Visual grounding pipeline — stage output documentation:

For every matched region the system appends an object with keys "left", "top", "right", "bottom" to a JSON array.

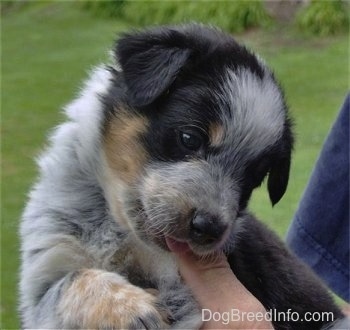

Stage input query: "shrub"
[
  {"left": 118, "top": 0, "right": 271, "bottom": 33},
  {"left": 296, "top": 0, "right": 349, "bottom": 36},
  {"left": 81, "top": 0, "right": 271, "bottom": 32}
]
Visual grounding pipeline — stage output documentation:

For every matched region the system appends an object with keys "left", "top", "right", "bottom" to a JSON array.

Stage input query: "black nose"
[{"left": 189, "top": 211, "right": 227, "bottom": 246}]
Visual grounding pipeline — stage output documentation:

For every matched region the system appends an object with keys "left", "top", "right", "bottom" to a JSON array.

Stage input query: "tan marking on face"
[
  {"left": 58, "top": 269, "right": 166, "bottom": 328},
  {"left": 209, "top": 122, "right": 225, "bottom": 147},
  {"left": 103, "top": 110, "right": 149, "bottom": 184}
]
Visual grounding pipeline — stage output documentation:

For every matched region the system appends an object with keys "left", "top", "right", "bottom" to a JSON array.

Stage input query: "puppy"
[{"left": 20, "top": 24, "right": 343, "bottom": 329}]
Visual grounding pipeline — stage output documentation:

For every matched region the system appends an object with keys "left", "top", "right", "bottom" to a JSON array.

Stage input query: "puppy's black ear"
[
  {"left": 267, "top": 155, "right": 291, "bottom": 205},
  {"left": 116, "top": 28, "right": 192, "bottom": 107},
  {"left": 267, "top": 126, "right": 293, "bottom": 205}
]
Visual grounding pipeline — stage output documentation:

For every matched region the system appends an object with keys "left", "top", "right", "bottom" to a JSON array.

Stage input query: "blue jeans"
[{"left": 286, "top": 94, "right": 349, "bottom": 302}]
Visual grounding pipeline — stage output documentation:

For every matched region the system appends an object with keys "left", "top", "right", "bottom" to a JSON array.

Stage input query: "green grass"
[{"left": 1, "top": 2, "right": 349, "bottom": 329}]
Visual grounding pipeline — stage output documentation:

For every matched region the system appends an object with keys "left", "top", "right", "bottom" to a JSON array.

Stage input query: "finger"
[{"left": 176, "top": 250, "right": 230, "bottom": 276}]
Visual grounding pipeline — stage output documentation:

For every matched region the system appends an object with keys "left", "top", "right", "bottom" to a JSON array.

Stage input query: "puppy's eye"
[{"left": 179, "top": 131, "right": 203, "bottom": 151}]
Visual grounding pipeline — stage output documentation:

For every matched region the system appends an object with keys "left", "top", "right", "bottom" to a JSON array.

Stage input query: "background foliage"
[
  {"left": 121, "top": 1, "right": 271, "bottom": 32},
  {"left": 296, "top": 0, "right": 349, "bottom": 36},
  {"left": 1, "top": 1, "right": 349, "bottom": 329},
  {"left": 77, "top": 0, "right": 349, "bottom": 36}
]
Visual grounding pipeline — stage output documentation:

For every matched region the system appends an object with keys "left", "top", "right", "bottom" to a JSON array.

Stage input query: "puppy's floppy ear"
[
  {"left": 115, "top": 28, "right": 192, "bottom": 107},
  {"left": 267, "top": 126, "right": 293, "bottom": 205},
  {"left": 267, "top": 155, "right": 291, "bottom": 205}
]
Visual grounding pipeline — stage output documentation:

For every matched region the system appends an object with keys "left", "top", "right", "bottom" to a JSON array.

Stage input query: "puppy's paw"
[{"left": 58, "top": 269, "right": 170, "bottom": 329}]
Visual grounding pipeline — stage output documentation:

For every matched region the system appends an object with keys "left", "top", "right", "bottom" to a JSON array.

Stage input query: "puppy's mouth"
[
  {"left": 137, "top": 195, "right": 233, "bottom": 255},
  {"left": 142, "top": 208, "right": 233, "bottom": 255},
  {"left": 164, "top": 236, "right": 191, "bottom": 254},
  {"left": 162, "top": 231, "right": 230, "bottom": 256}
]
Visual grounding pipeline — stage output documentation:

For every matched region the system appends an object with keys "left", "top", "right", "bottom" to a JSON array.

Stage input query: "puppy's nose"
[{"left": 189, "top": 211, "right": 227, "bottom": 245}]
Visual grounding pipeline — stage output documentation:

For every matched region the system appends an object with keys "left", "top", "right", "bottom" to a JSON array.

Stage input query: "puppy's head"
[{"left": 101, "top": 24, "right": 293, "bottom": 255}]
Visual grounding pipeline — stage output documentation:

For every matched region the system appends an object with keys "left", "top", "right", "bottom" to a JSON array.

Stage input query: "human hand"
[{"left": 166, "top": 238, "right": 273, "bottom": 329}]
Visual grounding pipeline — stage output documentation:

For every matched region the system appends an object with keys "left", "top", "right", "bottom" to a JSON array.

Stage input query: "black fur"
[
  {"left": 116, "top": 24, "right": 264, "bottom": 108},
  {"left": 228, "top": 213, "right": 343, "bottom": 329}
]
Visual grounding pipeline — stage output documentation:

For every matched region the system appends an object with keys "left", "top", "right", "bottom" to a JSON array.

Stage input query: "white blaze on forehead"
[{"left": 219, "top": 68, "right": 285, "bottom": 157}]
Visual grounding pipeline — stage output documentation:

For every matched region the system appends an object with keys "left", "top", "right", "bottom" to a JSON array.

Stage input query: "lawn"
[{"left": 1, "top": 2, "right": 348, "bottom": 329}]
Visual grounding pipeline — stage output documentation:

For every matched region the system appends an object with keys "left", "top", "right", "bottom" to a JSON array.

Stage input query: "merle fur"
[{"left": 20, "top": 24, "right": 343, "bottom": 330}]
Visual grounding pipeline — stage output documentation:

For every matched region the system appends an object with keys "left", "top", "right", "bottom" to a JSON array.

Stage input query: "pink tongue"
[{"left": 165, "top": 237, "right": 191, "bottom": 254}]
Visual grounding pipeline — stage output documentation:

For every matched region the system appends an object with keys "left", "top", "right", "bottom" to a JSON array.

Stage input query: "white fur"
[
  {"left": 220, "top": 68, "right": 285, "bottom": 158},
  {"left": 20, "top": 66, "right": 115, "bottom": 327}
]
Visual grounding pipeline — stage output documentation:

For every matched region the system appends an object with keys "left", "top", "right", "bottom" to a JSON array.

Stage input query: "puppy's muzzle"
[{"left": 190, "top": 211, "right": 228, "bottom": 246}]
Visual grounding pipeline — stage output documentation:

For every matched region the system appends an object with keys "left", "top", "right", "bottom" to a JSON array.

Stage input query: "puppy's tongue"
[{"left": 165, "top": 237, "right": 190, "bottom": 254}]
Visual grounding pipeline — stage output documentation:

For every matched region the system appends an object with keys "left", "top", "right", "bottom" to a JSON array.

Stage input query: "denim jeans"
[{"left": 286, "top": 94, "right": 349, "bottom": 302}]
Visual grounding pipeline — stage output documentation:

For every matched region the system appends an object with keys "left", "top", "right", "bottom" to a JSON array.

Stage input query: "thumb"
[
  {"left": 176, "top": 250, "right": 233, "bottom": 289},
  {"left": 165, "top": 237, "right": 233, "bottom": 298},
  {"left": 171, "top": 246, "right": 272, "bottom": 330},
  {"left": 172, "top": 247, "right": 238, "bottom": 310}
]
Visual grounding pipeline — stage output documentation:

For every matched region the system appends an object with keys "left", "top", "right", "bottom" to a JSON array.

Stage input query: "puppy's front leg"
[{"left": 57, "top": 269, "right": 169, "bottom": 329}]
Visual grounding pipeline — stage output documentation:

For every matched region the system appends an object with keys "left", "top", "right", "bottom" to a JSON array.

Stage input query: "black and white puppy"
[{"left": 20, "top": 24, "right": 343, "bottom": 329}]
